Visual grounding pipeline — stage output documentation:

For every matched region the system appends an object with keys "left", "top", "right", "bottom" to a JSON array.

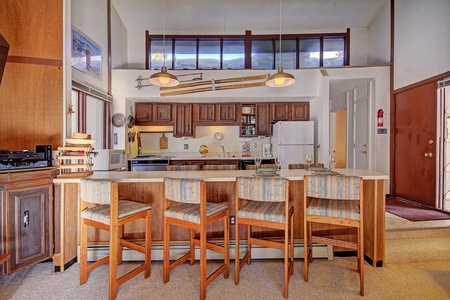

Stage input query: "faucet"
[{"left": 221, "top": 146, "right": 225, "bottom": 157}]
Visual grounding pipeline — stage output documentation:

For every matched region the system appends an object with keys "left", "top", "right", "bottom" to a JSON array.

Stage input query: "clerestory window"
[{"left": 147, "top": 30, "right": 349, "bottom": 70}]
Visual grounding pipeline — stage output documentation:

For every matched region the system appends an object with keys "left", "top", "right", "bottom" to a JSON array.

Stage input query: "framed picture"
[{"left": 71, "top": 27, "right": 101, "bottom": 79}]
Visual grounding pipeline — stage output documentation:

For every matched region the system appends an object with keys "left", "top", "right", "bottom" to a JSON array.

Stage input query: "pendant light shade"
[
  {"left": 265, "top": 67, "right": 296, "bottom": 87},
  {"left": 266, "top": 0, "right": 296, "bottom": 88},
  {"left": 148, "top": 66, "right": 179, "bottom": 87}
]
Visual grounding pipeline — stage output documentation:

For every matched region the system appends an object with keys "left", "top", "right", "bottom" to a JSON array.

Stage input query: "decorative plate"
[
  {"left": 214, "top": 132, "right": 223, "bottom": 141},
  {"left": 112, "top": 113, "right": 126, "bottom": 127}
]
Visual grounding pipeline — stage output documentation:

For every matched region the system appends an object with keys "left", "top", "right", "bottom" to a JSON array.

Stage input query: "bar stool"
[
  {"left": 235, "top": 176, "right": 294, "bottom": 298},
  {"left": 79, "top": 178, "right": 152, "bottom": 300},
  {"left": 163, "top": 177, "right": 229, "bottom": 300},
  {"left": 303, "top": 174, "right": 364, "bottom": 296}
]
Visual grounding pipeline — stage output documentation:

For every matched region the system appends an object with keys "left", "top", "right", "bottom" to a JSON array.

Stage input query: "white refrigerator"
[{"left": 270, "top": 121, "right": 314, "bottom": 170}]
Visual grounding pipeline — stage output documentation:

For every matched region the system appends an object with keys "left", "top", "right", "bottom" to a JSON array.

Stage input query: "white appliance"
[
  {"left": 271, "top": 121, "right": 314, "bottom": 169},
  {"left": 92, "top": 149, "right": 127, "bottom": 171}
]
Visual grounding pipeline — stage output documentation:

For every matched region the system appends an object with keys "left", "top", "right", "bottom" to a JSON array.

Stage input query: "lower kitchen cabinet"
[{"left": 0, "top": 169, "right": 57, "bottom": 274}]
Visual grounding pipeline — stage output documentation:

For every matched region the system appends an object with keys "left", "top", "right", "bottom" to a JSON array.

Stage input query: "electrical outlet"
[
  {"left": 253, "top": 143, "right": 257, "bottom": 149},
  {"left": 230, "top": 216, "right": 235, "bottom": 225},
  {"left": 184, "top": 144, "right": 189, "bottom": 149}
]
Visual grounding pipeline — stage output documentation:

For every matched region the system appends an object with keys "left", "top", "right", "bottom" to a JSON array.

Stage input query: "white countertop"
[
  {"left": 53, "top": 169, "right": 389, "bottom": 184},
  {"left": 140, "top": 152, "right": 274, "bottom": 160}
]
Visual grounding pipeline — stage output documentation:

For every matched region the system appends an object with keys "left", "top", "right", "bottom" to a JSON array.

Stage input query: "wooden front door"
[{"left": 393, "top": 81, "right": 437, "bottom": 207}]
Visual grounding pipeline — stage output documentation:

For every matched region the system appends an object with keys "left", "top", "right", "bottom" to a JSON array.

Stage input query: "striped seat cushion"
[
  {"left": 306, "top": 198, "right": 360, "bottom": 220},
  {"left": 164, "top": 202, "right": 228, "bottom": 224},
  {"left": 237, "top": 201, "right": 290, "bottom": 223},
  {"left": 237, "top": 176, "right": 287, "bottom": 202},
  {"left": 81, "top": 200, "right": 151, "bottom": 225}
]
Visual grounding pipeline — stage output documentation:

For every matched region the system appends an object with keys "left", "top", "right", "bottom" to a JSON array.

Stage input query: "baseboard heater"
[{"left": 83, "top": 242, "right": 333, "bottom": 262}]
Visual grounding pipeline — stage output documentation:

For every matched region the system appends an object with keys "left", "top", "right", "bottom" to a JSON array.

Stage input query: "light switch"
[{"left": 184, "top": 144, "right": 189, "bottom": 149}]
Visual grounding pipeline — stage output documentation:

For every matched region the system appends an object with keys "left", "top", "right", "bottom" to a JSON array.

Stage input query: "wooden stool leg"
[
  {"left": 200, "top": 225, "right": 207, "bottom": 300},
  {"left": 109, "top": 222, "right": 119, "bottom": 300},
  {"left": 303, "top": 219, "right": 308, "bottom": 282},
  {"left": 144, "top": 210, "right": 152, "bottom": 278},
  {"left": 80, "top": 219, "right": 88, "bottom": 285},
  {"left": 284, "top": 221, "right": 289, "bottom": 299},
  {"left": 190, "top": 229, "right": 195, "bottom": 265},
  {"left": 247, "top": 225, "right": 252, "bottom": 265},
  {"left": 234, "top": 217, "right": 240, "bottom": 285},
  {"left": 163, "top": 218, "right": 170, "bottom": 283},
  {"left": 224, "top": 211, "right": 230, "bottom": 278}
]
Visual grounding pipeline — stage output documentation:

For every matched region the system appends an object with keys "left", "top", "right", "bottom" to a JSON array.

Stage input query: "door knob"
[
  {"left": 424, "top": 152, "right": 433, "bottom": 157},
  {"left": 362, "top": 150, "right": 367, "bottom": 154}
]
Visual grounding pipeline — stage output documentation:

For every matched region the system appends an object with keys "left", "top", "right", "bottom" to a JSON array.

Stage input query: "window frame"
[{"left": 146, "top": 29, "right": 349, "bottom": 70}]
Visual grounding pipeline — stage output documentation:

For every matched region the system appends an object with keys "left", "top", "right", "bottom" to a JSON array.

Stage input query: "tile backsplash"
[{"left": 136, "top": 125, "right": 270, "bottom": 157}]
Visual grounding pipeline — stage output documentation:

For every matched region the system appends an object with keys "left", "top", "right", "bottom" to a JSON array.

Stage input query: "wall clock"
[{"left": 214, "top": 132, "right": 223, "bottom": 141}]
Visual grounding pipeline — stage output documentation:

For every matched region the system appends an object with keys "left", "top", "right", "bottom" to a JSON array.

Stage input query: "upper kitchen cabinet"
[
  {"left": 216, "top": 103, "right": 239, "bottom": 124},
  {"left": 271, "top": 102, "right": 310, "bottom": 122},
  {"left": 291, "top": 102, "right": 310, "bottom": 121},
  {"left": 255, "top": 103, "right": 271, "bottom": 136},
  {"left": 194, "top": 104, "right": 215, "bottom": 124},
  {"left": 135, "top": 103, "right": 173, "bottom": 125},
  {"left": 193, "top": 103, "right": 238, "bottom": 125},
  {"left": 174, "top": 104, "right": 194, "bottom": 138},
  {"left": 135, "top": 102, "right": 152, "bottom": 123},
  {"left": 153, "top": 103, "right": 173, "bottom": 124},
  {"left": 272, "top": 103, "right": 290, "bottom": 121}
]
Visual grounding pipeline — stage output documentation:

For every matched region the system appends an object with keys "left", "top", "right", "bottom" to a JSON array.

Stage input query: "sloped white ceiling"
[{"left": 112, "top": 0, "right": 388, "bottom": 34}]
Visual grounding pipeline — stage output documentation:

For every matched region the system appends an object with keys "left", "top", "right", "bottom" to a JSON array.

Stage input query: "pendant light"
[
  {"left": 149, "top": 0, "right": 179, "bottom": 87},
  {"left": 265, "top": 0, "right": 296, "bottom": 88}
]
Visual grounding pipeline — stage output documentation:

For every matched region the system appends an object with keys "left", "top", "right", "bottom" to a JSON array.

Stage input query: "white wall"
[
  {"left": 111, "top": 5, "right": 128, "bottom": 69},
  {"left": 367, "top": 1, "right": 391, "bottom": 65},
  {"left": 394, "top": 0, "right": 450, "bottom": 89},
  {"left": 349, "top": 28, "right": 368, "bottom": 66}
]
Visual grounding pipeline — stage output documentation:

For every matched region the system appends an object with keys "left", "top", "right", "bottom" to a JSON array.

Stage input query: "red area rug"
[{"left": 386, "top": 198, "right": 450, "bottom": 221}]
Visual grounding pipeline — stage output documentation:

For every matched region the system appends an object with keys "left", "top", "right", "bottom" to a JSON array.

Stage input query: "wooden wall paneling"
[
  {"left": 0, "top": 1, "right": 63, "bottom": 59},
  {"left": 0, "top": 0, "right": 63, "bottom": 151}
]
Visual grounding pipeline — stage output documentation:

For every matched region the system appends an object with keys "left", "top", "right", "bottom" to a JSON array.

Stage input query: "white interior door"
[{"left": 353, "top": 85, "right": 369, "bottom": 169}]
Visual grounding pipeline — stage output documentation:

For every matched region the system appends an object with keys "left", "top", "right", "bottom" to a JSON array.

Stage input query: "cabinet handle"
[{"left": 23, "top": 210, "right": 29, "bottom": 227}]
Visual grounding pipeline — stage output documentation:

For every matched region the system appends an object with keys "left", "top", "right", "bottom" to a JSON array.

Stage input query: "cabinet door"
[
  {"left": 174, "top": 104, "right": 194, "bottom": 137},
  {"left": 272, "top": 103, "right": 290, "bottom": 121},
  {"left": 291, "top": 102, "right": 310, "bottom": 121},
  {"left": 194, "top": 104, "right": 215, "bottom": 123},
  {"left": 153, "top": 103, "right": 172, "bottom": 123},
  {"left": 8, "top": 185, "right": 52, "bottom": 272},
  {"left": 135, "top": 103, "right": 152, "bottom": 123},
  {"left": 255, "top": 103, "right": 271, "bottom": 136},
  {"left": 217, "top": 103, "right": 238, "bottom": 124}
]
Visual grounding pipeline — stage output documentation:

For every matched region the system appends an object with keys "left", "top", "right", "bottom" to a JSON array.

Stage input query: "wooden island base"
[{"left": 53, "top": 169, "right": 387, "bottom": 272}]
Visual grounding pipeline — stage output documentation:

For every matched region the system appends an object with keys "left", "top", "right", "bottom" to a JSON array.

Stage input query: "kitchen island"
[{"left": 52, "top": 169, "right": 387, "bottom": 272}]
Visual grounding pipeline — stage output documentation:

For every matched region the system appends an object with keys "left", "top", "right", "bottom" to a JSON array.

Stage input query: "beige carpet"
[{"left": 1, "top": 258, "right": 450, "bottom": 300}]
